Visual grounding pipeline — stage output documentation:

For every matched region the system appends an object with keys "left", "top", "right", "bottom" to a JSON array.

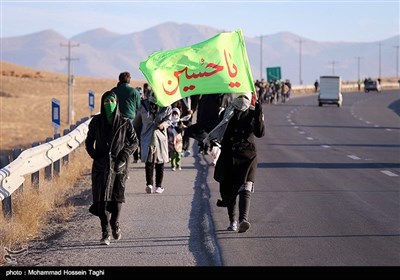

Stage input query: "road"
[
  {"left": 210, "top": 90, "right": 400, "bottom": 266},
  {"left": 11, "top": 90, "right": 399, "bottom": 270}
]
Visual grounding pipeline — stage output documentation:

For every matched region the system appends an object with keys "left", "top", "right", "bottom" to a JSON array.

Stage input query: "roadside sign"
[
  {"left": 52, "top": 98, "right": 60, "bottom": 133},
  {"left": 89, "top": 90, "right": 95, "bottom": 110},
  {"left": 266, "top": 67, "right": 281, "bottom": 81}
]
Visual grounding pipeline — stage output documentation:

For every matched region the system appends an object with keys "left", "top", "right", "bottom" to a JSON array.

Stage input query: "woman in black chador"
[
  {"left": 204, "top": 92, "right": 265, "bottom": 233},
  {"left": 85, "top": 91, "right": 139, "bottom": 245}
]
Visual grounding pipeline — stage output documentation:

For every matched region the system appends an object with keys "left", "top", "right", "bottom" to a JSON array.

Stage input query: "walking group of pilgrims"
[
  {"left": 254, "top": 78, "right": 292, "bottom": 105},
  {"left": 85, "top": 71, "right": 266, "bottom": 245}
]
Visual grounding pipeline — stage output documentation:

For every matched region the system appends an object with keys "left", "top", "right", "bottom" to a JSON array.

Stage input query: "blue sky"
[{"left": 1, "top": 0, "right": 399, "bottom": 42}]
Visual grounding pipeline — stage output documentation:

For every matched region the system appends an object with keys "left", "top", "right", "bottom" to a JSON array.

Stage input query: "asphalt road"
[
  {"left": 210, "top": 90, "right": 400, "bottom": 266},
  {"left": 10, "top": 90, "right": 400, "bottom": 271}
]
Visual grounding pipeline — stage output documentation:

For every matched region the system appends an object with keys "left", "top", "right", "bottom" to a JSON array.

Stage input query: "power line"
[
  {"left": 394, "top": 45, "right": 399, "bottom": 79},
  {"left": 60, "top": 41, "right": 79, "bottom": 125},
  {"left": 354, "top": 56, "right": 363, "bottom": 81},
  {"left": 260, "top": 35, "right": 268, "bottom": 80},
  {"left": 296, "top": 38, "right": 306, "bottom": 85},
  {"left": 328, "top": 60, "right": 339, "bottom": 75},
  {"left": 378, "top": 42, "right": 383, "bottom": 79}
]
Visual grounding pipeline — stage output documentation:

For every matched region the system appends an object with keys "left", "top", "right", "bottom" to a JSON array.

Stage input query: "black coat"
[
  {"left": 214, "top": 104, "right": 265, "bottom": 191},
  {"left": 85, "top": 91, "right": 139, "bottom": 204}
]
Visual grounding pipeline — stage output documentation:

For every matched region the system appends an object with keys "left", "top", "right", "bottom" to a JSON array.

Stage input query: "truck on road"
[{"left": 318, "top": 76, "right": 343, "bottom": 107}]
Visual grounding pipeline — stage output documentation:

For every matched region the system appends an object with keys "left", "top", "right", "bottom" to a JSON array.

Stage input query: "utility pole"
[
  {"left": 329, "top": 60, "right": 338, "bottom": 75},
  {"left": 378, "top": 42, "right": 383, "bottom": 79},
  {"left": 260, "top": 35, "right": 267, "bottom": 80},
  {"left": 394, "top": 45, "right": 399, "bottom": 79},
  {"left": 355, "top": 56, "right": 363, "bottom": 81},
  {"left": 296, "top": 38, "right": 305, "bottom": 85},
  {"left": 61, "top": 40, "right": 79, "bottom": 125}
]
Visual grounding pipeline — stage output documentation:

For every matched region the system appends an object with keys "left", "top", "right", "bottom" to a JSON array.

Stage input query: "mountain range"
[{"left": 1, "top": 22, "right": 399, "bottom": 85}]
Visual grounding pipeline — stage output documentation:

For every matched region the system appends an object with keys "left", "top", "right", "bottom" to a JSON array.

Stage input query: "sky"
[{"left": 1, "top": 0, "right": 399, "bottom": 43}]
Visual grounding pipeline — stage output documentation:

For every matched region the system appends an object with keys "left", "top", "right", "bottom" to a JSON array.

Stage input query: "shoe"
[
  {"left": 133, "top": 159, "right": 138, "bottom": 163},
  {"left": 178, "top": 166, "right": 182, "bottom": 170},
  {"left": 155, "top": 187, "right": 164, "bottom": 194},
  {"left": 145, "top": 185, "right": 153, "bottom": 194},
  {"left": 112, "top": 224, "right": 121, "bottom": 240},
  {"left": 100, "top": 232, "right": 110, "bottom": 245},
  {"left": 172, "top": 167, "right": 176, "bottom": 171},
  {"left": 227, "top": 221, "right": 238, "bottom": 231},
  {"left": 238, "top": 220, "right": 251, "bottom": 233}
]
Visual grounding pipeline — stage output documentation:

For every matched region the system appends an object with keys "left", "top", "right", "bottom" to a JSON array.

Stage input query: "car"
[{"left": 364, "top": 80, "right": 381, "bottom": 93}]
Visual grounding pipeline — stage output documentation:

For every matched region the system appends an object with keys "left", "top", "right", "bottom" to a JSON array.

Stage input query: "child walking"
[{"left": 168, "top": 108, "right": 184, "bottom": 171}]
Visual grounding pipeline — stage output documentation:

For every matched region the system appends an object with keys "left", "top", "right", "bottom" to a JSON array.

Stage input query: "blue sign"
[
  {"left": 52, "top": 98, "right": 60, "bottom": 129},
  {"left": 89, "top": 90, "right": 95, "bottom": 110}
]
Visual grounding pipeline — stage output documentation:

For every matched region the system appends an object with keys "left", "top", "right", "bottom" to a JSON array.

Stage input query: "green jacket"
[{"left": 112, "top": 83, "right": 141, "bottom": 120}]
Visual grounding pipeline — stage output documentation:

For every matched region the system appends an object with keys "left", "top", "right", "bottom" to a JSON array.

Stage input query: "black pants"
[
  {"left": 145, "top": 162, "right": 164, "bottom": 188},
  {"left": 220, "top": 182, "right": 251, "bottom": 223},
  {"left": 98, "top": 201, "right": 122, "bottom": 233}
]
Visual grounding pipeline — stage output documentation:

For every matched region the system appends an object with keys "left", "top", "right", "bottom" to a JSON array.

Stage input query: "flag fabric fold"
[{"left": 139, "top": 29, "right": 255, "bottom": 107}]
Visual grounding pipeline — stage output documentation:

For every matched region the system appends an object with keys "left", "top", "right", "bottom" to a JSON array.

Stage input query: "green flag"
[{"left": 139, "top": 29, "right": 255, "bottom": 107}]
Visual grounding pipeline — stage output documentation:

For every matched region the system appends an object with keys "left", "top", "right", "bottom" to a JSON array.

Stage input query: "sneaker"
[
  {"left": 172, "top": 167, "right": 176, "bottom": 171},
  {"left": 227, "top": 221, "right": 238, "bottom": 231},
  {"left": 100, "top": 232, "right": 110, "bottom": 245},
  {"left": 145, "top": 185, "right": 153, "bottom": 194},
  {"left": 112, "top": 224, "right": 121, "bottom": 240},
  {"left": 155, "top": 187, "right": 164, "bottom": 194},
  {"left": 178, "top": 166, "right": 182, "bottom": 170},
  {"left": 238, "top": 220, "right": 251, "bottom": 233}
]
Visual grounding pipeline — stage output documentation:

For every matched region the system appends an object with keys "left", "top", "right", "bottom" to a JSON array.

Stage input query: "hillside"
[
  {"left": 0, "top": 61, "right": 145, "bottom": 155},
  {"left": 2, "top": 22, "right": 399, "bottom": 85}
]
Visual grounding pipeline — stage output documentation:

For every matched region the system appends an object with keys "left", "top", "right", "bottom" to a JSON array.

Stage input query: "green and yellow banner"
[{"left": 139, "top": 29, "right": 255, "bottom": 107}]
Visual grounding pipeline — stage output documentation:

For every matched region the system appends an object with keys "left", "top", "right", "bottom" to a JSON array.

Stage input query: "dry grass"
[
  {"left": 0, "top": 61, "right": 145, "bottom": 155},
  {"left": 0, "top": 61, "right": 142, "bottom": 264},
  {"left": 0, "top": 147, "right": 91, "bottom": 260}
]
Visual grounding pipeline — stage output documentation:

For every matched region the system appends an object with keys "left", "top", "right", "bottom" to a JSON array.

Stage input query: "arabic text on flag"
[{"left": 139, "top": 29, "right": 255, "bottom": 107}]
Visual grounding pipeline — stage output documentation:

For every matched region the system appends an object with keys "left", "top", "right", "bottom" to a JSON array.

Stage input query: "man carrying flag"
[{"left": 139, "top": 29, "right": 256, "bottom": 107}]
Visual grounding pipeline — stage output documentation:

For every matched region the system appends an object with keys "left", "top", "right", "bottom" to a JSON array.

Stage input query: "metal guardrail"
[{"left": 0, "top": 118, "right": 91, "bottom": 203}]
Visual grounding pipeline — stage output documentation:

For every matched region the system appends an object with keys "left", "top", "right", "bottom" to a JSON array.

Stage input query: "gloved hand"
[{"left": 211, "top": 146, "right": 220, "bottom": 159}]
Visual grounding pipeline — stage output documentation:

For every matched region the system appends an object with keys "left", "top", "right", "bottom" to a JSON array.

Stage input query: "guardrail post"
[
  {"left": 53, "top": 133, "right": 61, "bottom": 176},
  {"left": 62, "top": 129, "right": 70, "bottom": 165},
  {"left": 12, "top": 147, "right": 24, "bottom": 194},
  {"left": 1, "top": 154, "right": 12, "bottom": 218},
  {"left": 31, "top": 141, "right": 40, "bottom": 187},
  {"left": 44, "top": 137, "right": 53, "bottom": 180}
]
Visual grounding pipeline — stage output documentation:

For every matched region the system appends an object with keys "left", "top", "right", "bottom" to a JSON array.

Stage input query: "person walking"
[
  {"left": 85, "top": 91, "right": 139, "bottom": 245},
  {"left": 204, "top": 92, "right": 265, "bottom": 233},
  {"left": 167, "top": 107, "right": 184, "bottom": 171},
  {"left": 134, "top": 93, "right": 172, "bottom": 194},
  {"left": 112, "top": 72, "right": 141, "bottom": 162}
]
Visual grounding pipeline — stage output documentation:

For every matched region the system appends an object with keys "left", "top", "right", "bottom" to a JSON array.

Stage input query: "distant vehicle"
[
  {"left": 318, "top": 76, "right": 343, "bottom": 107},
  {"left": 364, "top": 79, "right": 381, "bottom": 93}
]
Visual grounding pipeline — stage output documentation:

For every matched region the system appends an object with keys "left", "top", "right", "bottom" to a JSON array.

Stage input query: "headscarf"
[{"left": 203, "top": 93, "right": 252, "bottom": 145}]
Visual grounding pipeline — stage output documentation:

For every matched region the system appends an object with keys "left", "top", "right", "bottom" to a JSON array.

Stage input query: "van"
[{"left": 318, "top": 76, "right": 343, "bottom": 107}]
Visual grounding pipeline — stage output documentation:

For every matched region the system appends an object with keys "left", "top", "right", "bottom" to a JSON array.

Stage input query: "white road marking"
[
  {"left": 381, "top": 170, "right": 398, "bottom": 177},
  {"left": 321, "top": 145, "right": 331, "bottom": 148},
  {"left": 306, "top": 137, "right": 314, "bottom": 140},
  {"left": 299, "top": 131, "right": 305, "bottom": 134},
  {"left": 347, "top": 155, "right": 361, "bottom": 160}
]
